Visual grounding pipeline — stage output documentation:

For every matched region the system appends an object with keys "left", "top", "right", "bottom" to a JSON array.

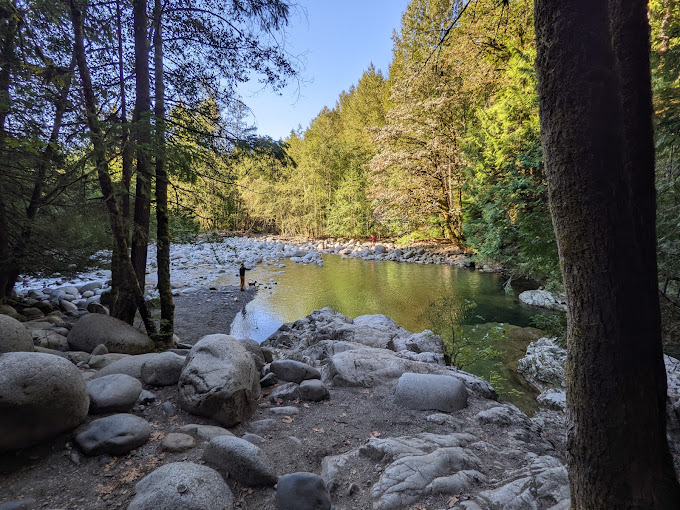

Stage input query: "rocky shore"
[{"left": 1, "top": 305, "right": 573, "bottom": 510}]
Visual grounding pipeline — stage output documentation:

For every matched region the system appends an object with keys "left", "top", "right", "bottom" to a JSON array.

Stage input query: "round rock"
[
  {"left": 202, "top": 435, "right": 277, "bottom": 487},
  {"left": 87, "top": 373, "right": 142, "bottom": 414},
  {"left": 141, "top": 352, "right": 185, "bottom": 386},
  {"left": 162, "top": 433, "right": 196, "bottom": 452},
  {"left": 0, "top": 352, "right": 88, "bottom": 451},
  {"left": 75, "top": 413, "right": 151, "bottom": 456},
  {"left": 275, "top": 472, "right": 331, "bottom": 510},
  {"left": 67, "top": 313, "right": 154, "bottom": 354},
  {"left": 128, "top": 462, "right": 233, "bottom": 510},
  {"left": 299, "top": 379, "right": 330, "bottom": 402},
  {"left": 394, "top": 372, "right": 468, "bottom": 412},
  {"left": 270, "top": 359, "right": 321, "bottom": 384},
  {"left": 0, "top": 314, "right": 34, "bottom": 353}
]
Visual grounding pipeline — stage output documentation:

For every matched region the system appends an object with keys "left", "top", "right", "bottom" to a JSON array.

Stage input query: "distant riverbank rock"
[
  {"left": 0, "top": 315, "right": 34, "bottom": 353},
  {"left": 517, "top": 337, "right": 567, "bottom": 391},
  {"left": 178, "top": 334, "right": 260, "bottom": 427},
  {"left": 518, "top": 289, "right": 567, "bottom": 311},
  {"left": 67, "top": 314, "right": 154, "bottom": 354},
  {"left": 0, "top": 352, "right": 89, "bottom": 451},
  {"left": 263, "top": 307, "right": 445, "bottom": 363}
]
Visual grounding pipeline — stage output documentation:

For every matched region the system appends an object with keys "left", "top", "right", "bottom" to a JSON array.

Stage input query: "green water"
[
  {"left": 225, "top": 254, "right": 551, "bottom": 341},
  {"left": 221, "top": 254, "right": 555, "bottom": 412}
]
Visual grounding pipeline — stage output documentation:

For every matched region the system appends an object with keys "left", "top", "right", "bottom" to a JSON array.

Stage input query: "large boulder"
[
  {"left": 75, "top": 413, "right": 151, "bottom": 456},
  {"left": 202, "top": 435, "right": 277, "bottom": 486},
  {"left": 67, "top": 314, "right": 154, "bottom": 354},
  {"left": 276, "top": 472, "right": 331, "bottom": 510},
  {"left": 270, "top": 359, "right": 321, "bottom": 384},
  {"left": 0, "top": 352, "right": 89, "bottom": 451},
  {"left": 178, "top": 334, "right": 260, "bottom": 427},
  {"left": 0, "top": 315, "right": 34, "bottom": 353},
  {"left": 87, "top": 374, "right": 142, "bottom": 414},
  {"left": 518, "top": 290, "right": 567, "bottom": 312},
  {"left": 128, "top": 462, "right": 234, "bottom": 510},
  {"left": 517, "top": 338, "right": 567, "bottom": 391},
  {"left": 394, "top": 373, "right": 468, "bottom": 412}
]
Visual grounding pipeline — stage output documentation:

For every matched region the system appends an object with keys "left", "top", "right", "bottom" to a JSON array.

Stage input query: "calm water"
[{"left": 223, "top": 255, "right": 550, "bottom": 343}]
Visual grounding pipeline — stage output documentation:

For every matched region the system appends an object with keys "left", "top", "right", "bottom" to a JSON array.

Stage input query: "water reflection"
[{"left": 222, "top": 254, "right": 550, "bottom": 343}]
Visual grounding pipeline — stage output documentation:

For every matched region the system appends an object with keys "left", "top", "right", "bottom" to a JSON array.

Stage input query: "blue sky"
[{"left": 239, "top": 0, "right": 410, "bottom": 140}]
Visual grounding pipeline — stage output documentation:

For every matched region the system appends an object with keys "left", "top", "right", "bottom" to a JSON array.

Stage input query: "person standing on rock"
[{"left": 239, "top": 263, "right": 248, "bottom": 291}]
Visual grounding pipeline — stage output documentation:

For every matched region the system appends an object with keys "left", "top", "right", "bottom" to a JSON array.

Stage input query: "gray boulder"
[
  {"left": 67, "top": 313, "right": 154, "bottom": 354},
  {"left": 91, "top": 353, "right": 158, "bottom": 380},
  {"left": 238, "top": 337, "right": 266, "bottom": 371},
  {"left": 202, "top": 435, "right": 277, "bottom": 486},
  {"left": 270, "top": 359, "right": 321, "bottom": 384},
  {"left": 179, "top": 424, "right": 234, "bottom": 442},
  {"left": 0, "top": 304, "right": 23, "bottom": 321},
  {"left": 29, "top": 330, "right": 68, "bottom": 351},
  {"left": 394, "top": 373, "right": 468, "bottom": 412},
  {"left": 0, "top": 315, "right": 34, "bottom": 353},
  {"left": 87, "top": 373, "right": 142, "bottom": 414},
  {"left": 299, "top": 379, "right": 330, "bottom": 402},
  {"left": 0, "top": 352, "right": 89, "bottom": 451},
  {"left": 75, "top": 413, "right": 151, "bottom": 456},
  {"left": 128, "top": 462, "right": 233, "bottom": 510},
  {"left": 517, "top": 338, "right": 567, "bottom": 391},
  {"left": 518, "top": 290, "right": 567, "bottom": 311},
  {"left": 162, "top": 433, "right": 196, "bottom": 452},
  {"left": 276, "top": 472, "right": 331, "bottom": 510},
  {"left": 141, "top": 352, "right": 185, "bottom": 386},
  {"left": 268, "top": 382, "right": 300, "bottom": 402},
  {"left": 178, "top": 334, "right": 260, "bottom": 427}
]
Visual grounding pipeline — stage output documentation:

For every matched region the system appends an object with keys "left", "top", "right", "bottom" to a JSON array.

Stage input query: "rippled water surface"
[{"left": 222, "top": 255, "right": 549, "bottom": 343}]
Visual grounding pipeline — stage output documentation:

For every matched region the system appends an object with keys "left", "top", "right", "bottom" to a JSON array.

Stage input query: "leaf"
[
  {"left": 448, "top": 495, "right": 460, "bottom": 507},
  {"left": 282, "top": 416, "right": 294, "bottom": 424},
  {"left": 338, "top": 412, "right": 347, "bottom": 418},
  {"left": 312, "top": 427, "right": 325, "bottom": 433},
  {"left": 303, "top": 403, "right": 310, "bottom": 408},
  {"left": 370, "top": 430, "right": 381, "bottom": 438}
]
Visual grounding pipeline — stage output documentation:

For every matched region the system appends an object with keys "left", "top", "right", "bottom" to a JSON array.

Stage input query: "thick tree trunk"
[
  {"left": 111, "top": 0, "right": 136, "bottom": 323},
  {"left": 130, "top": 0, "right": 152, "bottom": 290},
  {"left": 67, "top": 0, "right": 157, "bottom": 338},
  {"left": 534, "top": 0, "right": 680, "bottom": 508},
  {"left": 153, "top": 0, "right": 174, "bottom": 348},
  {"left": 0, "top": 11, "right": 17, "bottom": 298}
]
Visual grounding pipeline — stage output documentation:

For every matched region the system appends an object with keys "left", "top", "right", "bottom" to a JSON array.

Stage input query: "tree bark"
[
  {"left": 130, "top": 0, "right": 152, "bottom": 290},
  {"left": 153, "top": 0, "right": 174, "bottom": 348},
  {"left": 534, "top": 0, "right": 680, "bottom": 507},
  {"left": 67, "top": 0, "right": 157, "bottom": 337},
  {"left": 111, "top": 0, "right": 137, "bottom": 322}
]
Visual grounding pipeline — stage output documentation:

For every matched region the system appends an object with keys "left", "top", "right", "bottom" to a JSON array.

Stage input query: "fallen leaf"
[
  {"left": 293, "top": 398, "right": 301, "bottom": 404},
  {"left": 344, "top": 440, "right": 352, "bottom": 445},
  {"left": 276, "top": 398, "right": 284, "bottom": 405},
  {"left": 282, "top": 416, "right": 294, "bottom": 424},
  {"left": 351, "top": 468, "right": 357, "bottom": 475},
  {"left": 312, "top": 427, "right": 325, "bottom": 433},
  {"left": 149, "top": 432, "right": 165, "bottom": 442},
  {"left": 448, "top": 495, "right": 459, "bottom": 507},
  {"left": 338, "top": 413, "right": 347, "bottom": 418},
  {"left": 303, "top": 403, "right": 310, "bottom": 408},
  {"left": 370, "top": 430, "right": 381, "bottom": 438}
]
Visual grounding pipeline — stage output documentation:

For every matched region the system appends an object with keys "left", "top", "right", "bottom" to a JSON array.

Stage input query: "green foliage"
[{"left": 530, "top": 313, "right": 567, "bottom": 347}]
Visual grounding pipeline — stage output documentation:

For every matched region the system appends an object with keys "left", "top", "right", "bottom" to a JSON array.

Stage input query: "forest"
[{"left": 3, "top": 0, "right": 677, "bottom": 345}]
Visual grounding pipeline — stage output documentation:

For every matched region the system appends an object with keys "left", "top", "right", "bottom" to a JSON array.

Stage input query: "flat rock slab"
[
  {"left": 87, "top": 373, "right": 142, "bottom": 414},
  {"left": 75, "top": 413, "right": 151, "bottom": 456},
  {"left": 0, "top": 352, "right": 88, "bottom": 451},
  {"left": 202, "top": 435, "right": 277, "bottom": 487},
  {"left": 276, "top": 472, "right": 331, "bottom": 510},
  {"left": 67, "top": 314, "right": 154, "bottom": 354},
  {"left": 269, "top": 359, "right": 321, "bottom": 384},
  {"left": 162, "top": 433, "right": 196, "bottom": 452},
  {"left": 394, "top": 372, "right": 468, "bottom": 412},
  {"left": 128, "top": 462, "right": 234, "bottom": 510}
]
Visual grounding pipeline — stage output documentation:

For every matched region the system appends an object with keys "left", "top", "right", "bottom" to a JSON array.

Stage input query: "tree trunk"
[
  {"left": 67, "top": 0, "right": 157, "bottom": 338},
  {"left": 153, "top": 0, "right": 174, "bottom": 348},
  {"left": 0, "top": 10, "right": 17, "bottom": 298},
  {"left": 534, "top": 0, "right": 680, "bottom": 507},
  {"left": 130, "top": 0, "right": 152, "bottom": 290},
  {"left": 111, "top": 0, "right": 137, "bottom": 322}
]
